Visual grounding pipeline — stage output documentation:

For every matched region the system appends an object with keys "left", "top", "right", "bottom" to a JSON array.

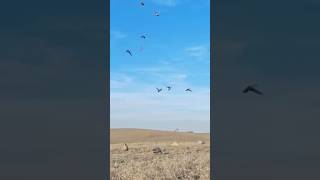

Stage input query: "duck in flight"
[
  {"left": 242, "top": 84, "right": 263, "bottom": 95},
  {"left": 154, "top": 11, "right": 160, "bottom": 16},
  {"left": 140, "top": 1, "right": 145, "bottom": 6},
  {"left": 167, "top": 86, "right": 171, "bottom": 91},
  {"left": 156, "top": 88, "right": 162, "bottom": 93},
  {"left": 185, "top": 88, "right": 192, "bottom": 92},
  {"left": 141, "top": 35, "right": 146, "bottom": 39},
  {"left": 125, "top": 49, "right": 132, "bottom": 56}
]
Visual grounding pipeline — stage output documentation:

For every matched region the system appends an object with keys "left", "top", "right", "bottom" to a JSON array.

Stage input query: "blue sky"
[{"left": 110, "top": 0, "right": 210, "bottom": 133}]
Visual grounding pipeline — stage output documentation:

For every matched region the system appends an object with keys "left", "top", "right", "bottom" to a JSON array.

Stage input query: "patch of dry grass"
[
  {"left": 110, "top": 129, "right": 209, "bottom": 144},
  {"left": 110, "top": 142, "right": 210, "bottom": 180}
]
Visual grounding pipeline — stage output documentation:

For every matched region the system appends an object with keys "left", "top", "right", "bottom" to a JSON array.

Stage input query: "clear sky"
[{"left": 110, "top": 0, "right": 210, "bottom": 133}]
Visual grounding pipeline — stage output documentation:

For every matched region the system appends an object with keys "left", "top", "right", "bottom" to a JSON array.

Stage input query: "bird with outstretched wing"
[
  {"left": 242, "top": 84, "right": 263, "bottom": 95},
  {"left": 125, "top": 49, "right": 132, "bottom": 56},
  {"left": 154, "top": 11, "right": 160, "bottom": 16}
]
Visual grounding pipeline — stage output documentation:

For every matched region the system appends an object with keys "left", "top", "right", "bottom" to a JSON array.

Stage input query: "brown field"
[{"left": 110, "top": 129, "right": 210, "bottom": 180}]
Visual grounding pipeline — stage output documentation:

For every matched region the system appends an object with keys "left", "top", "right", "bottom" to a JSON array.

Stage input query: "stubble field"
[{"left": 110, "top": 129, "right": 210, "bottom": 180}]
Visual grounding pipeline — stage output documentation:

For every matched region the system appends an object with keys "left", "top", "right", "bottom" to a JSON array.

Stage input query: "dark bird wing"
[
  {"left": 126, "top": 50, "right": 132, "bottom": 56},
  {"left": 154, "top": 11, "right": 160, "bottom": 16},
  {"left": 251, "top": 88, "right": 263, "bottom": 95},
  {"left": 242, "top": 86, "right": 250, "bottom": 93}
]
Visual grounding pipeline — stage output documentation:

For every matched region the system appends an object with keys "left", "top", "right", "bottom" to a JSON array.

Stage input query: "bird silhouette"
[
  {"left": 167, "top": 86, "right": 171, "bottom": 91},
  {"left": 141, "top": 35, "right": 146, "bottom": 39},
  {"left": 140, "top": 1, "right": 145, "bottom": 6},
  {"left": 156, "top": 88, "right": 162, "bottom": 93},
  {"left": 125, "top": 49, "right": 132, "bottom": 56},
  {"left": 154, "top": 11, "right": 160, "bottom": 16},
  {"left": 185, "top": 88, "right": 192, "bottom": 92},
  {"left": 242, "top": 84, "right": 263, "bottom": 95}
]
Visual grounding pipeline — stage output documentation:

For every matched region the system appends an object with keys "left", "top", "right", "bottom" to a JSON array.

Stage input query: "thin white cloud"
[
  {"left": 185, "top": 46, "right": 209, "bottom": 59},
  {"left": 151, "top": 0, "right": 205, "bottom": 7},
  {"left": 110, "top": 88, "right": 210, "bottom": 132},
  {"left": 151, "top": 0, "right": 181, "bottom": 7},
  {"left": 110, "top": 30, "right": 127, "bottom": 39},
  {"left": 110, "top": 73, "right": 133, "bottom": 89},
  {"left": 117, "top": 66, "right": 189, "bottom": 87},
  {"left": 124, "top": 66, "right": 176, "bottom": 74},
  {"left": 171, "top": 73, "right": 187, "bottom": 80}
]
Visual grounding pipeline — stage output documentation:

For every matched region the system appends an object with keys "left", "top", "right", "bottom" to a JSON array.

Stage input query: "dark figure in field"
[{"left": 152, "top": 147, "right": 162, "bottom": 154}]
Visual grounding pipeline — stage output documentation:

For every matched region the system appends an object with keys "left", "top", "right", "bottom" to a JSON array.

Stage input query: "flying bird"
[
  {"left": 141, "top": 35, "right": 146, "bottom": 39},
  {"left": 185, "top": 88, "right": 192, "bottom": 92},
  {"left": 154, "top": 11, "right": 160, "bottom": 16},
  {"left": 242, "top": 84, "right": 263, "bottom": 95},
  {"left": 140, "top": 1, "right": 145, "bottom": 6},
  {"left": 167, "top": 86, "right": 171, "bottom": 91},
  {"left": 125, "top": 49, "right": 132, "bottom": 56},
  {"left": 156, "top": 88, "right": 162, "bottom": 93}
]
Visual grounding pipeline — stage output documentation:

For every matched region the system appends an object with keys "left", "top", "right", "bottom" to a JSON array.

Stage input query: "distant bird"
[
  {"left": 154, "top": 11, "right": 160, "bottom": 16},
  {"left": 156, "top": 88, "right": 162, "bottom": 93},
  {"left": 141, "top": 35, "right": 146, "bottom": 39},
  {"left": 242, "top": 84, "right": 263, "bottom": 95},
  {"left": 140, "top": 1, "right": 145, "bottom": 6},
  {"left": 125, "top": 49, "right": 132, "bottom": 56},
  {"left": 167, "top": 86, "right": 171, "bottom": 91},
  {"left": 185, "top": 88, "right": 192, "bottom": 92}
]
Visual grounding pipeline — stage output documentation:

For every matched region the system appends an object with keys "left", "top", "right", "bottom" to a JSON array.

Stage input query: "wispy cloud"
[
  {"left": 110, "top": 73, "right": 133, "bottom": 89},
  {"left": 110, "top": 88, "right": 210, "bottom": 132},
  {"left": 111, "top": 30, "right": 127, "bottom": 39},
  {"left": 170, "top": 73, "right": 188, "bottom": 81},
  {"left": 151, "top": 0, "right": 208, "bottom": 8},
  {"left": 151, "top": 0, "right": 178, "bottom": 7},
  {"left": 185, "top": 46, "right": 209, "bottom": 60},
  {"left": 116, "top": 64, "right": 190, "bottom": 86}
]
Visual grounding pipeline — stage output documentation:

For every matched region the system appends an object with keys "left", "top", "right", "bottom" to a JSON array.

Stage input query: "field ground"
[{"left": 110, "top": 129, "right": 210, "bottom": 180}]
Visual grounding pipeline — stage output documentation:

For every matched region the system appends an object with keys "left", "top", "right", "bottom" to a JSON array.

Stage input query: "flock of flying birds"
[
  {"left": 124, "top": 1, "right": 264, "bottom": 96},
  {"left": 124, "top": 1, "right": 193, "bottom": 94},
  {"left": 156, "top": 86, "right": 192, "bottom": 93},
  {"left": 124, "top": 1, "right": 160, "bottom": 57}
]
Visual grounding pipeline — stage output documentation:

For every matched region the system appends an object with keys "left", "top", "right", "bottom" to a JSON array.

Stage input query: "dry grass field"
[{"left": 110, "top": 129, "right": 210, "bottom": 180}]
